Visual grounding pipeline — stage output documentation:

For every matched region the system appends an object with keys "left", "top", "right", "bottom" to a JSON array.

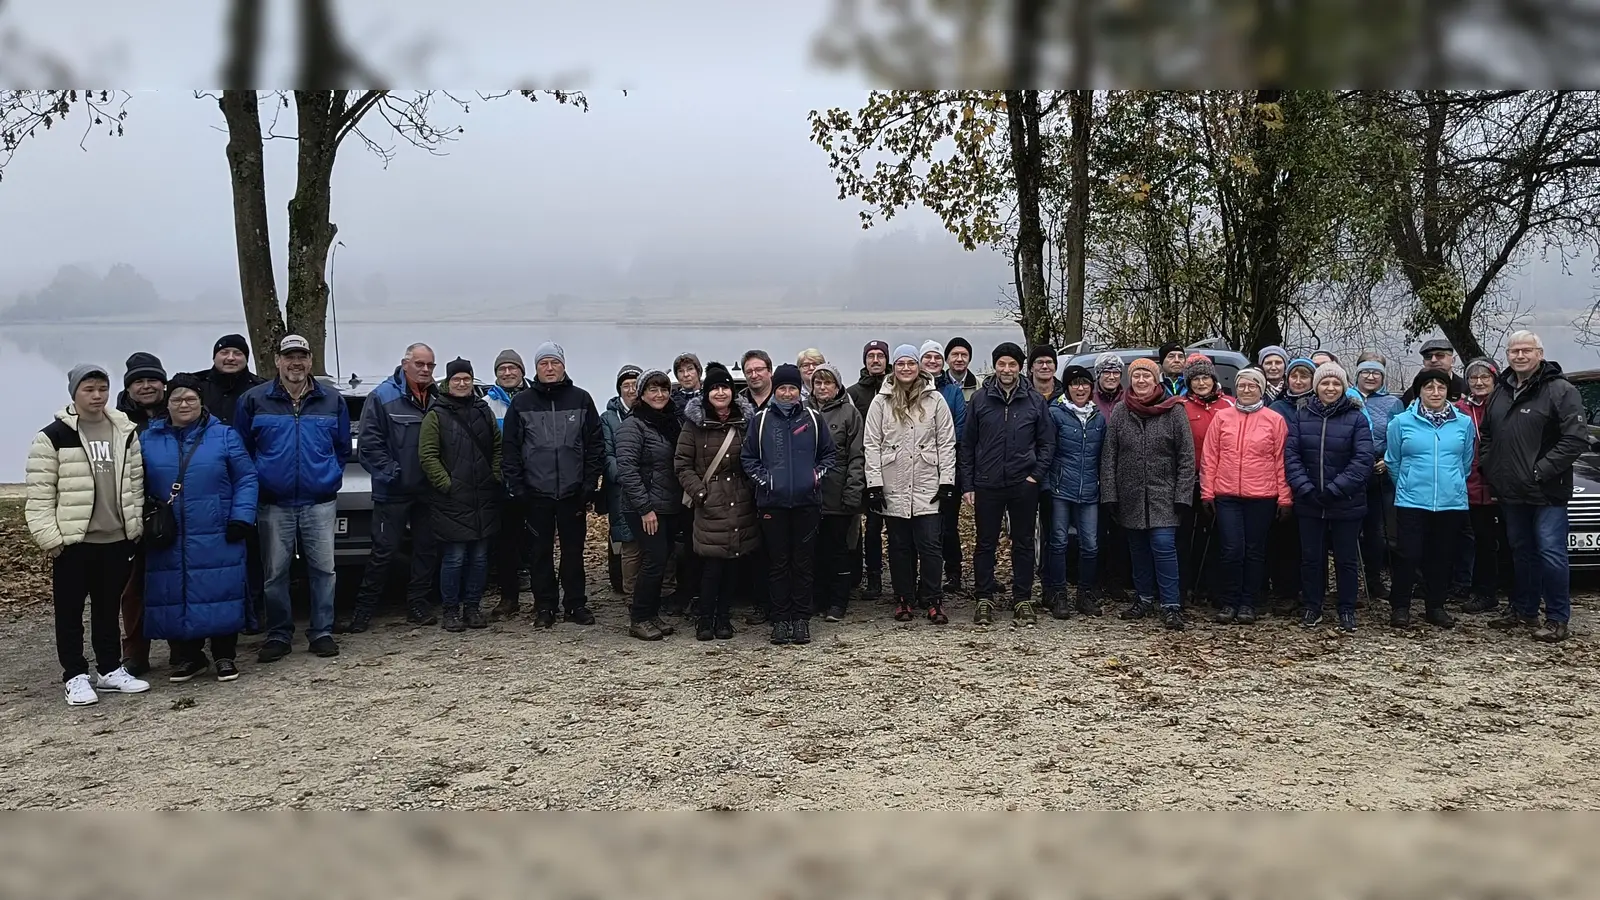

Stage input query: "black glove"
[
  {"left": 226, "top": 520, "right": 253, "bottom": 544},
  {"left": 1276, "top": 505, "right": 1293, "bottom": 522},
  {"left": 864, "top": 486, "right": 886, "bottom": 513},
  {"left": 935, "top": 484, "right": 958, "bottom": 504}
]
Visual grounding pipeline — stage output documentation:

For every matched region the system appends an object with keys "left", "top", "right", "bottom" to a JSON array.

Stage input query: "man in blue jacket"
[
  {"left": 234, "top": 334, "right": 351, "bottom": 662},
  {"left": 742, "top": 363, "right": 837, "bottom": 647},
  {"left": 343, "top": 342, "right": 439, "bottom": 633},
  {"left": 959, "top": 341, "right": 1055, "bottom": 627}
]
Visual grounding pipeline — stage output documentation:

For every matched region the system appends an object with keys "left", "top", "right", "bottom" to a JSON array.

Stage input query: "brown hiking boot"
[
  {"left": 1532, "top": 620, "right": 1572, "bottom": 643},
  {"left": 628, "top": 620, "right": 665, "bottom": 641}
]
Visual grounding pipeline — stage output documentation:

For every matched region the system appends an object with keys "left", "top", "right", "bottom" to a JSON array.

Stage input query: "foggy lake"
[{"left": 0, "top": 319, "right": 1025, "bottom": 481}]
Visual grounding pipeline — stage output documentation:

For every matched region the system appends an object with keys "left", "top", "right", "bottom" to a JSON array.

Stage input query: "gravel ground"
[{"left": 1, "top": 541, "right": 1597, "bottom": 810}]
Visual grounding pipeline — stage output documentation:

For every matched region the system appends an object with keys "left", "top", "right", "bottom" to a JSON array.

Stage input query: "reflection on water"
[{"left": 0, "top": 321, "right": 1025, "bottom": 481}]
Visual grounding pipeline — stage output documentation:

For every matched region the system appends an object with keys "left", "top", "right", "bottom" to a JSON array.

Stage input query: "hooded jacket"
[
  {"left": 1385, "top": 401, "right": 1475, "bottom": 513},
  {"left": 599, "top": 395, "right": 635, "bottom": 544},
  {"left": 185, "top": 366, "right": 266, "bottom": 427},
  {"left": 1283, "top": 393, "right": 1374, "bottom": 521},
  {"left": 615, "top": 406, "right": 685, "bottom": 517},
  {"left": 419, "top": 392, "right": 504, "bottom": 543},
  {"left": 1100, "top": 401, "right": 1195, "bottom": 529},
  {"left": 864, "top": 377, "right": 956, "bottom": 518},
  {"left": 958, "top": 376, "right": 1055, "bottom": 491},
  {"left": 235, "top": 377, "right": 351, "bottom": 508},
  {"left": 811, "top": 388, "right": 866, "bottom": 515},
  {"left": 847, "top": 367, "right": 886, "bottom": 419},
  {"left": 140, "top": 413, "right": 257, "bottom": 640},
  {"left": 741, "top": 399, "right": 838, "bottom": 509},
  {"left": 1201, "top": 404, "right": 1291, "bottom": 505},
  {"left": 676, "top": 395, "right": 761, "bottom": 558},
  {"left": 503, "top": 376, "right": 605, "bottom": 502},
  {"left": 26, "top": 405, "right": 145, "bottom": 552},
  {"left": 1046, "top": 397, "right": 1107, "bottom": 505},
  {"left": 1481, "top": 360, "right": 1588, "bottom": 507},
  {"left": 358, "top": 366, "right": 437, "bottom": 503}
]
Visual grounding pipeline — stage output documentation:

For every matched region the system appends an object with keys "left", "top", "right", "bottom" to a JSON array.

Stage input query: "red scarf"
[{"left": 1123, "top": 386, "right": 1185, "bottom": 418}]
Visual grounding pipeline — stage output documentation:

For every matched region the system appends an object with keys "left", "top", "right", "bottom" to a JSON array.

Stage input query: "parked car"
[
  {"left": 1061, "top": 341, "right": 1250, "bottom": 393},
  {"left": 1565, "top": 368, "right": 1600, "bottom": 568}
]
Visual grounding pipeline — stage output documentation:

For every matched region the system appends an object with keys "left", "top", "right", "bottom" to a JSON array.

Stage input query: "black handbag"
[{"left": 143, "top": 426, "right": 204, "bottom": 551}]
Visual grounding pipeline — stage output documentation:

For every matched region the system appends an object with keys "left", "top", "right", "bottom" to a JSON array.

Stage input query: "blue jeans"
[
  {"left": 1502, "top": 503, "right": 1571, "bottom": 623},
  {"left": 260, "top": 500, "right": 337, "bottom": 645},
  {"left": 1126, "top": 526, "right": 1180, "bottom": 608},
  {"left": 439, "top": 539, "right": 491, "bottom": 613},
  {"left": 1299, "top": 516, "right": 1361, "bottom": 616},
  {"left": 1215, "top": 496, "right": 1276, "bottom": 611},
  {"left": 1043, "top": 497, "right": 1098, "bottom": 591}
]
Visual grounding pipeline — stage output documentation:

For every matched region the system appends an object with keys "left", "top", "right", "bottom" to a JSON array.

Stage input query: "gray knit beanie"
[{"left": 68, "top": 363, "right": 109, "bottom": 398}]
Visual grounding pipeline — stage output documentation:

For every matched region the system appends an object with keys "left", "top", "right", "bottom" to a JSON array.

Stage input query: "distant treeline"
[{"left": 0, "top": 264, "right": 162, "bottom": 322}]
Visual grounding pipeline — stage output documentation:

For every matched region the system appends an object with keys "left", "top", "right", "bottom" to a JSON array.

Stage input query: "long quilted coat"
[
  {"left": 140, "top": 413, "right": 258, "bottom": 640},
  {"left": 675, "top": 396, "right": 761, "bottom": 558}
]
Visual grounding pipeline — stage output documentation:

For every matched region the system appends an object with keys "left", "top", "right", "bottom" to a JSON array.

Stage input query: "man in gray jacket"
[{"left": 502, "top": 342, "right": 606, "bottom": 628}]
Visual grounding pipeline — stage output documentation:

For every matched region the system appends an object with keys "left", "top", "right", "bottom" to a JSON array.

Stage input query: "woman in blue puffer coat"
[
  {"left": 1384, "top": 368, "right": 1475, "bottom": 631},
  {"left": 1042, "top": 365, "right": 1106, "bottom": 620},
  {"left": 1283, "top": 363, "right": 1373, "bottom": 632},
  {"left": 141, "top": 374, "right": 258, "bottom": 683}
]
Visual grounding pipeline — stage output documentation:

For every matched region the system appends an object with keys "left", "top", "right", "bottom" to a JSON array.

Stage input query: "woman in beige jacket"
[
  {"left": 26, "top": 364, "right": 149, "bottom": 706},
  {"left": 864, "top": 344, "right": 957, "bottom": 624}
]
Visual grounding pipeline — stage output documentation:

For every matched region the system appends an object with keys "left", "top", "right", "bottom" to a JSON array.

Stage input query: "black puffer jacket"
[
  {"left": 419, "top": 393, "right": 503, "bottom": 543},
  {"left": 503, "top": 376, "right": 604, "bottom": 501},
  {"left": 615, "top": 406, "right": 684, "bottom": 517},
  {"left": 847, "top": 368, "right": 885, "bottom": 418},
  {"left": 958, "top": 377, "right": 1055, "bottom": 490},
  {"left": 1482, "top": 360, "right": 1588, "bottom": 507}
]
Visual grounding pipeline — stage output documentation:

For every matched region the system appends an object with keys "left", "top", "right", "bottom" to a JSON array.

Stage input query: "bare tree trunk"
[
  {"left": 1242, "top": 88, "right": 1287, "bottom": 355},
  {"left": 219, "top": 90, "right": 283, "bottom": 376},
  {"left": 1063, "top": 89, "right": 1091, "bottom": 344},
  {"left": 1007, "top": 89, "right": 1051, "bottom": 347},
  {"left": 285, "top": 90, "right": 341, "bottom": 371}
]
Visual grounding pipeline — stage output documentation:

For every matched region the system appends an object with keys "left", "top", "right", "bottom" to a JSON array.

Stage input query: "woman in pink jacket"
[{"left": 1201, "top": 368, "right": 1292, "bottom": 625}]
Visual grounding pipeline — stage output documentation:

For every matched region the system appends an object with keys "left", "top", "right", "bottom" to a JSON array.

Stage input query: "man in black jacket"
[
  {"left": 1401, "top": 338, "right": 1469, "bottom": 405},
  {"left": 189, "top": 333, "right": 266, "bottom": 425},
  {"left": 1481, "top": 330, "right": 1587, "bottom": 642},
  {"left": 846, "top": 340, "right": 890, "bottom": 599},
  {"left": 115, "top": 351, "right": 167, "bottom": 675},
  {"left": 959, "top": 341, "right": 1055, "bottom": 627},
  {"left": 502, "top": 341, "right": 605, "bottom": 628}
]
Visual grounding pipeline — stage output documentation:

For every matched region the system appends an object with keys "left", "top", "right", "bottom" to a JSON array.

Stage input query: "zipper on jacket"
[{"left": 1318, "top": 416, "right": 1328, "bottom": 519}]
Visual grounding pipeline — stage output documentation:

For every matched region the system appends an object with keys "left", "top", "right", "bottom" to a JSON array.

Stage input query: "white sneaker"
[
  {"left": 92, "top": 666, "right": 151, "bottom": 694},
  {"left": 64, "top": 674, "right": 99, "bottom": 706}
]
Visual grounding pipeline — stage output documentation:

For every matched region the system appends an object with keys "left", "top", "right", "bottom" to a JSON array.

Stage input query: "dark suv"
[
  {"left": 1566, "top": 369, "right": 1600, "bottom": 569},
  {"left": 1061, "top": 342, "right": 1250, "bottom": 392}
]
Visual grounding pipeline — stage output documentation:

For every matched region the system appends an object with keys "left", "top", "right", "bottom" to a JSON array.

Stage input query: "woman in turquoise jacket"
[{"left": 1384, "top": 368, "right": 1475, "bottom": 631}]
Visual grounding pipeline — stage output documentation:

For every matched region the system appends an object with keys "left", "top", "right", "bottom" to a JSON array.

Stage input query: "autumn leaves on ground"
[{"left": 1, "top": 498, "right": 1597, "bottom": 810}]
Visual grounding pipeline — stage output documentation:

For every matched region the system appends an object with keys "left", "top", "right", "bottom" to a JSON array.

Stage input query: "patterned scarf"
[
  {"left": 1418, "top": 402, "right": 1456, "bottom": 429},
  {"left": 1236, "top": 398, "right": 1266, "bottom": 414},
  {"left": 1063, "top": 398, "right": 1095, "bottom": 423}
]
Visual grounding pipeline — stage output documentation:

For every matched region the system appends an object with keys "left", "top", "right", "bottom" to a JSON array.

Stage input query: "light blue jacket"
[{"left": 1384, "top": 402, "right": 1476, "bottom": 512}]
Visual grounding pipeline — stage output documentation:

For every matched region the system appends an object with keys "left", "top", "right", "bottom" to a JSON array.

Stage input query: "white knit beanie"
[
  {"left": 919, "top": 340, "right": 944, "bottom": 359},
  {"left": 1313, "top": 362, "right": 1348, "bottom": 391}
]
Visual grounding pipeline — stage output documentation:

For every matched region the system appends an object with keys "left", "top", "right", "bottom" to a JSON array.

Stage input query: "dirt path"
[{"left": 2, "top": 577, "right": 1597, "bottom": 810}]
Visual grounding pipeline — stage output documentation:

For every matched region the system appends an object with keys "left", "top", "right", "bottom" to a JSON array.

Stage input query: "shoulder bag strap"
[
  {"left": 706, "top": 428, "right": 737, "bottom": 479},
  {"left": 167, "top": 421, "right": 207, "bottom": 502}
]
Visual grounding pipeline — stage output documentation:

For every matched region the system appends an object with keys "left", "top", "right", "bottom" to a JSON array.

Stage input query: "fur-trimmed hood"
[{"left": 684, "top": 393, "right": 755, "bottom": 429}]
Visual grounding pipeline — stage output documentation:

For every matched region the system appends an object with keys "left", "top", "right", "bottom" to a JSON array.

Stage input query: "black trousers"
[
  {"left": 887, "top": 513, "right": 943, "bottom": 605},
  {"left": 700, "top": 555, "right": 744, "bottom": 620},
  {"left": 1266, "top": 512, "right": 1301, "bottom": 600},
  {"left": 973, "top": 481, "right": 1040, "bottom": 602},
  {"left": 171, "top": 634, "right": 239, "bottom": 665},
  {"left": 938, "top": 490, "right": 963, "bottom": 584},
  {"left": 761, "top": 506, "right": 821, "bottom": 622},
  {"left": 627, "top": 511, "right": 678, "bottom": 623},
  {"left": 857, "top": 509, "right": 886, "bottom": 590},
  {"left": 527, "top": 494, "right": 589, "bottom": 613},
  {"left": 54, "top": 541, "right": 133, "bottom": 681},
  {"left": 813, "top": 513, "right": 854, "bottom": 613},
  {"left": 494, "top": 495, "right": 529, "bottom": 602},
  {"left": 1469, "top": 503, "right": 1514, "bottom": 601},
  {"left": 353, "top": 497, "right": 438, "bottom": 616},
  {"left": 1391, "top": 507, "right": 1468, "bottom": 614},
  {"left": 1099, "top": 509, "right": 1131, "bottom": 594}
]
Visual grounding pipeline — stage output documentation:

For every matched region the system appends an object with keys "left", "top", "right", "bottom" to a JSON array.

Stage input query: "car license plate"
[
  {"left": 1570, "top": 532, "right": 1600, "bottom": 551},
  {"left": 336, "top": 517, "right": 349, "bottom": 535}
]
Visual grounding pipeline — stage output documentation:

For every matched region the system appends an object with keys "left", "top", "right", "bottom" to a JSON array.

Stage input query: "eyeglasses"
[
  {"left": 169, "top": 397, "right": 201, "bottom": 407},
  {"left": 411, "top": 362, "right": 437, "bottom": 369},
  {"left": 745, "top": 365, "right": 770, "bottom": 375}
]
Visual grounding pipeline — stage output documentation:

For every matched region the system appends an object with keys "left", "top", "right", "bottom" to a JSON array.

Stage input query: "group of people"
[{"left": 24, "top": 325, "right": 1587, "bottom": 707}]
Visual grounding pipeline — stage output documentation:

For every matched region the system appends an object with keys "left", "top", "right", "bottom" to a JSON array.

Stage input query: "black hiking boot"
[
  {"left": 1076, "top": 588, "right": 1103, "bottom": 617},
  {"left": 1120, "top": 597, "right": 1154, "bottom": 620},
  {"left": 441, "top": 608, "right": 465, "bottom": 632},
  {"left": 695, "top": 617, "right": 715, "bottom": 641}
]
